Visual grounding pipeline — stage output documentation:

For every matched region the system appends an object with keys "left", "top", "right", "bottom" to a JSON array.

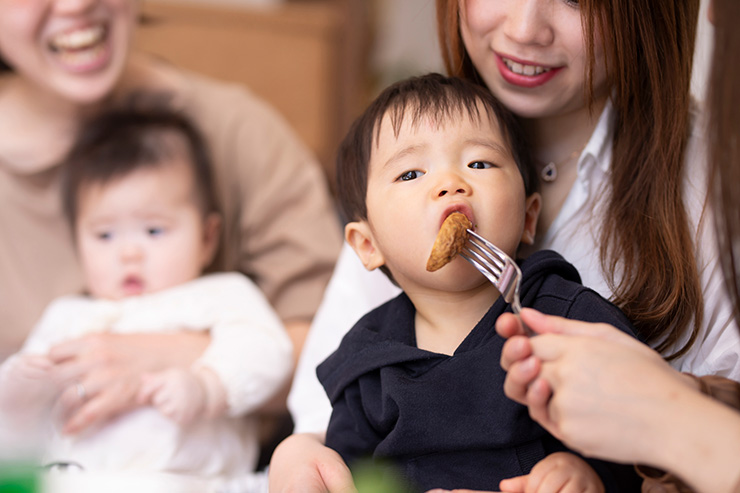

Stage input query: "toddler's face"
[
  {"left": 75, "top": 158, "right": 219, "bottom": 300},
  {"left": 353, "top": 104, "right": 539, "bottom": 292}
]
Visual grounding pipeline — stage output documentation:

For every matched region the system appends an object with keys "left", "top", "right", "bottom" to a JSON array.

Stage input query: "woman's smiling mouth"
[{"left": 48, "top": 23, "right": 111, "bottom": 73}]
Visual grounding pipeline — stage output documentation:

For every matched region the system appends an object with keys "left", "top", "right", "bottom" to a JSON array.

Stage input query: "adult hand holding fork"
[{"left": 494, "top": 309, "right": 730, "bottom": 474}]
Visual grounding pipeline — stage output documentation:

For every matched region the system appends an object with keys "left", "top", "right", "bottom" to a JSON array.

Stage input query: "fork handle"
[
  {"left": 515, "top": 314, "right": 536, "bottom": 337},
  {"left": 510, "top": 298, "right": 536, "bottom": 337}
]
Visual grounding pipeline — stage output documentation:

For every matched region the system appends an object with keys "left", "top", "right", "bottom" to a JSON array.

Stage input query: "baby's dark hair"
[
  {"left": 336, "top": 73, "right": 537, "bottom": 224},
  {"left": 61, "top": 105, "right": 218, "bottom": 230}
]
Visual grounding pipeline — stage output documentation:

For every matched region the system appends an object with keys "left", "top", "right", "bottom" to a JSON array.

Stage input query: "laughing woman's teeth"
[
  {"left": 48, "top": 24, "right": 109, "bottom": 70},
  {"left": 502, "top": 57, "right": 550, "bottom": 76},
  {"left": 50, "top": 25, "right": 105, "bottom": 52}
]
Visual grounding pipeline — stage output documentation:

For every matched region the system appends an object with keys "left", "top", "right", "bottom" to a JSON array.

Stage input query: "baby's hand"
[
  {"left": 137, "top": 368, "right": 207, "bottom": 426},
  {"left": 499, "top": 452, "right": 604, "bottom": 493}
]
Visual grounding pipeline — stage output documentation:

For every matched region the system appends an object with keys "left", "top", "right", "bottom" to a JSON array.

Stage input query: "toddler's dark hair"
[{"left": 336, "top": 72, "right": 537, "bottom": 224}]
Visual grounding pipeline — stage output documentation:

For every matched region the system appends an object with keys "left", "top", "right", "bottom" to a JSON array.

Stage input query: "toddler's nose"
[{"left": 434, "top": 171, "right": 470, "bottom": 198}]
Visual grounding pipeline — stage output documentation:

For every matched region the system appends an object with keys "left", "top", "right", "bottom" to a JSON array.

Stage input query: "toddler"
[{"left": 317, "top": 73, "right": 641, "bottom": 492}]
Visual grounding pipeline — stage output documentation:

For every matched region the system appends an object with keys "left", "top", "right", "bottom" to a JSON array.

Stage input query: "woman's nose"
[{"left": 504, "top": 0, "right": 555, "bottom": 46}]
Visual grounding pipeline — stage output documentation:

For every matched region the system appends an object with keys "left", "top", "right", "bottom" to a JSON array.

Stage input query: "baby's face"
[
  {"left": 75, "top": 158, "right": 218, "bottom": 300},
  {"left": 360, "top": 105, "right": 539, "bottom": 291}
]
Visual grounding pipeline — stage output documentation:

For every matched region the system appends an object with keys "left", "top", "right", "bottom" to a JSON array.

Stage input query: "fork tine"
[
  {"left": 462, "top": 229, "right": 534, "bottom": 336},
  {"left": 460, "top": 251, "right": 501, "bottom": 286},
  {"left": 464, "top": 229, "right": 520, "bottom": 304},
  {"left": 462, "top": 247, "right": 502, "bottom": 277},
  {"left": 466, "top": 230, "right": 506, "bottom": 269},
  {"left": 466, "top": 240, "right": 505, "bottom": 272}
]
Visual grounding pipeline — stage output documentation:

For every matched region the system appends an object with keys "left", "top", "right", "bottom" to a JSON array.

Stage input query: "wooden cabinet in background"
[{"left": 136, "top": 0, "right": 371, "bottom": 184}]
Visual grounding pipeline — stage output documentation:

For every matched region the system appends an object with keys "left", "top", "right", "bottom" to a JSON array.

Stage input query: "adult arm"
[
  {"left": 166, "top": 71, "right": 346, "bottom": 414},
  {"left": 187, "top": 74, "right": 343, "bottom": 326},
  {"left": 496, "top": 309, "right": 740, "bottom": 493}
]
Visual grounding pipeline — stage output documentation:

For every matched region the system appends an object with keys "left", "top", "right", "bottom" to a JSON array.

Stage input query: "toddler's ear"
[
  {"left": 345, "top": 221, "right": 385, "bottom": 271},
  {"left": 520, "top": 193, "right": 541, "bottom": 245}
]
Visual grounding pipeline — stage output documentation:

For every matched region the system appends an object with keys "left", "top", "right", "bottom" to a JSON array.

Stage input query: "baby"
[
  {"left": 0, "top": 107, "right": 292, "bottom": 486},
  {"left": 317, "top": 73, "right": 641, "bottom": 492}
]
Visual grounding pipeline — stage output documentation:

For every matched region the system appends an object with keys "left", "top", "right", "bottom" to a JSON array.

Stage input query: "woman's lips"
[
  {"left": 47, "top": 23, "right": 112, "bottom": 73},
  {"left": 495, "top": 54, "right": 562, "bottom": 88}
]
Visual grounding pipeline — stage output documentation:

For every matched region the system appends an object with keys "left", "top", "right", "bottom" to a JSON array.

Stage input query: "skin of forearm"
[
  {"left": 139, "top": 332, "right": 211, "bottom": 371},
  {"left": 653, "top": 388, "right": 740, "bottom": 493}
]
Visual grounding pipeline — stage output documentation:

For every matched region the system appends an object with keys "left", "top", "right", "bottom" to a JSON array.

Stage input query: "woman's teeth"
[
  {"left": 50, "top": 25, "right": 106, "bottom": 52},
  {"left": 502, "top": 57, "right": 551, "bottom": 76}
]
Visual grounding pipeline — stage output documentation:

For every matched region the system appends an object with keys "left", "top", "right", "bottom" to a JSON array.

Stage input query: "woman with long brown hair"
[
  {"left": 496, "top": 1, "right": 740, "bottom": 492},
  {"left": 439, "top": 0, "right": 704, "bottom": 361},
  {"left": 272, "top": 0, "right": 739, "bottom": 491}
]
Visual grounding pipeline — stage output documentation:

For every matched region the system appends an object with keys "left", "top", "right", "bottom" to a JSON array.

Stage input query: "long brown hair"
[
  {"left": 437, "top": 0, "right": 702, "bottom": 359},
  {"left": 710, "top": 0, "right": 740, "bottom": 319}
]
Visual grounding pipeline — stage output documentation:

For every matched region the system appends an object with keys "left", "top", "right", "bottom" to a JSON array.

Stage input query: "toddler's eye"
[
  {"left": 96, "top": 231, "right": 112, "bottom": 241},
  {"left": 147, "top": 227, "right": 165, "bottom": 237},
  {"left": 397, "top": 170, "right": 424, "bottom": 181},
  {"left": 468, "top": 161, "right": 494, "bottom": 169}
]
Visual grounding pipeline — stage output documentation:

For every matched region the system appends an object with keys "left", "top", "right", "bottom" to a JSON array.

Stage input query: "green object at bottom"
[
  {"left": 0, "top": 462, "right": 39, "bottom": 493},
  {"left": 352, "top": 459, "right": 413, "bottom": 493}
]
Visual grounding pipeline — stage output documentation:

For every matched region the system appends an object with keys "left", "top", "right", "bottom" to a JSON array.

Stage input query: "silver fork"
[{"left": 460, "top": 229, "right": 534, "bottom": 336}]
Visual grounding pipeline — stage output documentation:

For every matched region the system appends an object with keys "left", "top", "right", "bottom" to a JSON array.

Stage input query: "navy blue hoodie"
[{"left": 318, "top": 249, "right": 641, "bottom": 492}]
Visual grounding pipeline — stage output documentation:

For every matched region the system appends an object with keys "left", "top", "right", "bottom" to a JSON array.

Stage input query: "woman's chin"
[
  {"left": 38, "top": 54, "right": 127, "bottom": 106},
  {"left": 45, "top": 72, "right": 122, "bottom": 106}
]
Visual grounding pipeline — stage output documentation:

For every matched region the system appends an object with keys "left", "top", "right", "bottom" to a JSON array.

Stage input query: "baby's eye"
[
  {"left": 147, "top": 227, "right": 165, "bottom": 237},
  {"left": 96, "top": 231, "right": 112, "bottom": 241},
  {"left": 397, "top": 170, "right": 425, "bottom": 181},
  {"left": 468, "top": 161, "right": 494, "bottom": 169}
]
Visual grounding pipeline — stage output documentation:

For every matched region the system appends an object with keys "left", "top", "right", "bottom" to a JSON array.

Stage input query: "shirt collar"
[{"left": 579, "top": 98, "right": 615, "bottom": 176}]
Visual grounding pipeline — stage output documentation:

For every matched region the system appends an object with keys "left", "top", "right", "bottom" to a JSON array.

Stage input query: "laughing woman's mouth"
[
  {"left": 48, "top": 24, "right": 111, "bottom": 72},
  {"left": 496, "top": 55, "right": 562, "bottom": 88},
  {"left": 501, "top": 57, "right": 551, "bottom": 76}
]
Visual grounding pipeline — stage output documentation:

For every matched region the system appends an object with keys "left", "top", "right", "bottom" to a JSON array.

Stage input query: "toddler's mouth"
[{"left": 441, "top": 205, "right": 475, "bottom": 231}]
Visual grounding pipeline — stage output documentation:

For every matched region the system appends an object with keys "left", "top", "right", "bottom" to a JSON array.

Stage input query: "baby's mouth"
[{"left": 122, "top": 275, "right": 144, "bottom": 296}]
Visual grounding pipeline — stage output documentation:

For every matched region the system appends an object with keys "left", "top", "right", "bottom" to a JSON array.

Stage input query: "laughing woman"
[{"left": 0, "top": 0, "right": 341, "bottom": 435}]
